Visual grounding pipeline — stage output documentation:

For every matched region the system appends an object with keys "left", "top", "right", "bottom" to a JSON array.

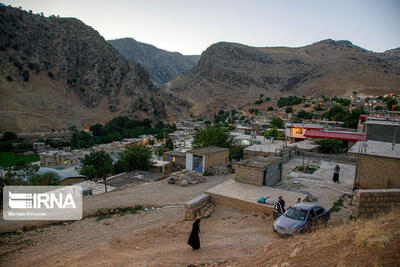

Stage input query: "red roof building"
[{"left": 304, "top": 130, "right": 366, "bottom": 142}]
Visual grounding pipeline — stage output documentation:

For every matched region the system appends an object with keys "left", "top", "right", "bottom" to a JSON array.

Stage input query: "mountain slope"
[
  {"left": 108, "top": 38, "right": 200, "bottom": 85},
  {"left": 167, "top": 40, "right": 400, "bottom": 113},
  {"left": 0, "top": 6, "right": 188, "bottom": 132}
]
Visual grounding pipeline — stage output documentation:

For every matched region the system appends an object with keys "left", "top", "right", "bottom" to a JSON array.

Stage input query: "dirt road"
[{"left": 1, "top": 205, "right": 277, "bottom": 266}]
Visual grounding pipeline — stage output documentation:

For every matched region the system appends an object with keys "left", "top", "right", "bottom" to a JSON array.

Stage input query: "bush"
[
  {"left": 277, "top": 96, "right": 302, "bottom": 107},
  {"left": 193, "top": 126, "right": 230, "bottom": 148},
  {"left": 229, "top": 146, "right": 243, "bottom": 161},
  {"left": 80, "top": 151, "right": 112, "bottom": 179},
  {"left": 317, "top": 139, "right": 343, "bottom": 154},
  {"left": 267, "top": 106, "right": 274, "bottom": 111},
  {"left": 203, "top": 170, "right": 213, "bottom": 176},
  {"left": 297, "top": 110, "right": 313, "bottom": 120},
  {"left": 263, "top": 127, "right": 284, "bottom": 139},
  {"left": 270, "top": 117, "right": 284, "bottom": 129},
  {"left": 118, "top": 145, "right": 153, "bottom": 172},
  {"left": 285, "top": 106, "right": 293, "bottom": 113},
  {"left": 2, "top": 131, "right": 18, "bottom": 141}
]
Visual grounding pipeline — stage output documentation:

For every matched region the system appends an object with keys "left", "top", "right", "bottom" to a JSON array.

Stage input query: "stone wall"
[
  {"left": 354, "top": 154, "right": 400, "bottom": 189},
  {"left": 204, "top": 150, "right": 229, "bottom": 170},
  {"left": 352, "top": 189, "right": 400, "bottom": 218},
  {"left": 184, "top": 194, "right": 210, "bottom": 220}
]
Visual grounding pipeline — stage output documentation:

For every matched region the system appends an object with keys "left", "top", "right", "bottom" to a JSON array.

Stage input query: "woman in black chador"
[{"left": 188, "top": 218, "right": 201, "bottom": 250}]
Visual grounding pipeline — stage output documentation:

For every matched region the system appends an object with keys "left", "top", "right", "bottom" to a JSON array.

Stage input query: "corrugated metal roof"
[{"left": 304, "top": 130, "right": 366, "bottom": 142}]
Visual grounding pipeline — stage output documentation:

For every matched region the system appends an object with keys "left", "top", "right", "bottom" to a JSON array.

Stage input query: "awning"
[{"left": 304, "top": 130, "right": 366, "bottom": 142}]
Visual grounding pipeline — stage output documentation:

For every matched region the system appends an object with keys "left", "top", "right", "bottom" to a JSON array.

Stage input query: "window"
[{"left": 315, "top": 207, "right": 325, "bottom": 216}]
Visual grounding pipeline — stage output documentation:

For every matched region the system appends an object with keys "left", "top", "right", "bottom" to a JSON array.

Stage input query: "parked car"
[{"left": 273, "top": 203, "right": 330, "bottom": 236}]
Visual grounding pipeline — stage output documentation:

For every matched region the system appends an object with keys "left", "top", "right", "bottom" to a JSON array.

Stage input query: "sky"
[{"left": 3, "top": 0, "right": 400, "bottom": 55}]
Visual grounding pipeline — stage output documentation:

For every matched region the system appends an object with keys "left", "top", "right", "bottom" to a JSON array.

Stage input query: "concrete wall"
[
  {"left": 354, "top": 154, "right": 400, "bottom": 189},
  {"left": 162, "top": 153, "right": 186, "bottom": 167},
  {"left": 204, "top": 150, "right": 229, "bottom": 170},
  {"left": 185, "top": 153, "right": 193, "bottom": 171},
  {"left": 352, "top": 189, "right": 400, "bottom": 218},
  {"left": 366, "top": 124, "right": 400, "bottom": 143},
  {"left": 235, "top": 163, "right": 281, "bottom": 186},
  {"left": 184, "top": 194, "right": 210, "bottom": 220},
  {"left": 208, "top": 192, "right": 273, "bottom": 214},
  {"left": 235, "top": 164, "right": 263, "bottom": 186}
]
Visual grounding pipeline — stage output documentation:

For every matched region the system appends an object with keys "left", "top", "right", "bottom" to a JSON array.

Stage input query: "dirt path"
[{"left": 1, "top": 206, "right": 277, "bottom": 266}]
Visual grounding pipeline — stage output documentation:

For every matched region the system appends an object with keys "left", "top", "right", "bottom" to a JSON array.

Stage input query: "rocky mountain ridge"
[
  {"left": 0, "top": 6, "right": 188, "bottom": 132},
  {"left": 167, "top": 39, "right": 400, "bottom": 114},
  {"left": 108, "top": 38, "right": 200, "bottom": 85}
]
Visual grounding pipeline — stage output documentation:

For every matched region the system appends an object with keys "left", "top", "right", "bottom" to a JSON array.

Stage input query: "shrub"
[
  {"left": 270, "top": 117, "right": 284, "bottom": 129},
  {"left": 317, "top": 138, "right": 343, "bottom": 154}
]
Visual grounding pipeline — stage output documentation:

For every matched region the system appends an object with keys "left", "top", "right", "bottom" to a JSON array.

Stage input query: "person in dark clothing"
[
  {"left": 333, "top": 164, "right": 340, "bottom": 183},
  {"left": 188, "top": 218, "right": 201, "bottom": 250},
  {"left": 278, "top": 196, "right": 286, "bottom": 213}
]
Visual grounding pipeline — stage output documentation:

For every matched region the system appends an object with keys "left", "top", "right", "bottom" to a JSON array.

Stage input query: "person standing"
[
  {"left": 333, "top": 164, "right": 340, "bottom": 183},
  {"left": 188, "top": 218, "right": 201, "bottom": 250},
  {"left": 278, "top": 196, "right": 286, "bottom": 213}
]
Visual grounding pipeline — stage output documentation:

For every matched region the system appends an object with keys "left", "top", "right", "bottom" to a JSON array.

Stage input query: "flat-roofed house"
[
  {"left": 185, "top": 146, "right": 229, "bottom": 173},
  {"left": 349, "top": 140, "right": 400, "bottom": 190}
]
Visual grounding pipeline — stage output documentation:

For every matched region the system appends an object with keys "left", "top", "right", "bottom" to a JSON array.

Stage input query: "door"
[
  {"left": 263, "top": 169, "right": 268, "bottom": 186},
  {"left": 193, "top": 155, "right": 203, "bottom": 172}
]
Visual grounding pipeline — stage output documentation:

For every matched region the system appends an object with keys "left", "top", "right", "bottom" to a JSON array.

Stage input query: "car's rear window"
[{"left": 284, "top": 207, "right": 307, "bottom": 221}]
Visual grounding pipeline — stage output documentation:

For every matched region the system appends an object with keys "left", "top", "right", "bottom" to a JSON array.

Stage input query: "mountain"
[
  {"left": 0, "top": 6, "right": 188, "bottom": 132},
  {"left": 167, "top": 40, "right": 400, "bottom": 113},
  {"left": 108, "top": 38, "right": 200, "bottom": 85}
]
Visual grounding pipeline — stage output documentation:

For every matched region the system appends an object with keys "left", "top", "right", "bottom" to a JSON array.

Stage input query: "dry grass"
[{"left": 238, "top": 209, "right": 400, "bottom": 266}]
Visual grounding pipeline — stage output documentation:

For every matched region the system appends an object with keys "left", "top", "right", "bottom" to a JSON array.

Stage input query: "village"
[{"left": 1, "top": 93, "right": 400, "bottom": 266}]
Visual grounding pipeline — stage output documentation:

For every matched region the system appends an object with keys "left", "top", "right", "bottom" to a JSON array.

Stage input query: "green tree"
[
  {"left": 297, "top": 110, "right": 313, "bottom": 120},
  {"left": 385, "top": 98, "right": 397, "bottom": 110},
  {"left": 80, "top": 151, "right": 112, "bottom": 192},
  {"left": 29, "top": 171, "right": 60, "bottom": 185},
  {"left": 317, "top": 139, "right": 343, "bottom": 154},
  {"left": 285, "top": 106, "right": 293, "bottom": 113},
  {"left": 263, "top": 127, "right": 284, "bottom": 139},
  {"left": 270, "top": 117, "right": 284, "bottom": 129},
  {"left": 314, "top": 104, "right": 323, "bottom": 111},
  {"left": 267, "top": 106, "right": 274, "bottom": 111},
  {"left": 229, "top": 146, "right": 243, "bottom": 161},
  {"left": 118, "top": 146, "right": 153, "bottom": 172},
  {"left": 165, "top": 137, "right": 174, "bottom": 150},
  {"left": 193, "top": 126, "right": 230, "bottom": 148},
  {"left": 2, "top": 131, "right": 18, "bottom": 141}
]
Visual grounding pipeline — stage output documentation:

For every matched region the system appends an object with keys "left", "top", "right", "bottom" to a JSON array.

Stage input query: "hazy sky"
[{"left": 4, "top": 0, "right": 400, "bottom": 55}]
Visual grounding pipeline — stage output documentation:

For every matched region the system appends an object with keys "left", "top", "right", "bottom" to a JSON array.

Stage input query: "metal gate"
[{"left": 193, "top": 155, "right": 203, "bottom": 172}]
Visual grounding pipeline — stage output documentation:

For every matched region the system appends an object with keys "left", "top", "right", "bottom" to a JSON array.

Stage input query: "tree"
[
  {"left": 29, "top": 171, "right": 60, "bottom": 185},
  {"left": 267, "top": 106, "right": 274, "bottom": 111},
  {"left": 118, "top": 146, "right": 153, "bottom": 172},
  {"left": 80, "top": 151, "right": 112, "bottom": 192},
  {"left": 285, "top": 106, "right": 293, "bottom": 113},
  {"left": 317, "top": 139, "right": 343, "bottom": 154},
  {"left": 270, "top": 117, "right": 284, "bottom": 129},
  {"left": 229, "top": 146, "right": 243, "bottom": 161},
  {"left": 297, "top": 110, "right": 313, "bottom": 120},
  {"left": 314, "top": 104, "right": 323, "bottom": 111},
  {"left": 165, "top": 137, "right": 174, "bottom": 150},
  {"left": 2, "top": 131, "right": 18, "bottom": 141},
  {"left": 193, "top": 126, "right": 230, "bottom": 148},
  {"left": 385, "top": 98, "right": 397, "bottom": 110},
  {"left": 263, "top": 127, "right": 284, "bottom": 139}
]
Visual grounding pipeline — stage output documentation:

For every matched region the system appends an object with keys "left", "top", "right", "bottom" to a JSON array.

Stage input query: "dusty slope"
[
  {"left": 0, "top": 6, "right": 188, "bottom": 132},
  {"left": 167, "top": 40, "right": 400, "bottom": 114},
  {"left": 108, "top": 38, "right": 200, "bottom": 85}
]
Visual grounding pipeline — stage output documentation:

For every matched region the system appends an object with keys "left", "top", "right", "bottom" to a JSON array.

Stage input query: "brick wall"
[
  {"left": 235, "top": 164, "right": 263, "bottom": 185},
  {"left": 354, "top": 155, "right": 400, "bottom": 189},
  {"left": 204, "top": 150, "right": 229, "bottom": 170},
  {"left": 352, "top": 189, "right": 400, "bottom": 218}
]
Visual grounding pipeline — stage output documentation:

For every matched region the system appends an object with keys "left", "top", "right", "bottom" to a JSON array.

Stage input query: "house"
[
  {"left": 363, "top": 120, "right": 400, "bottom": 143},
  {"left": 304, "top": 130, "right": 366, "bottom": 150},
  {"left": 235, "top": 156, "right": 283, "bottom": 186},
  {"left": 349, "top": 140, "right": 400, "bottom": 190},
  {"left": 162, "top": 150, "right": 186, "bottom": 168},
  {"left": 285, "top": 123, "right": 324, "bottom": 141},
  {"left": 39, "top": 150, "right": 78, "bottom": 168},
  {"left": 185, "top": 146, "right": 229, "bottom": 172}
]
